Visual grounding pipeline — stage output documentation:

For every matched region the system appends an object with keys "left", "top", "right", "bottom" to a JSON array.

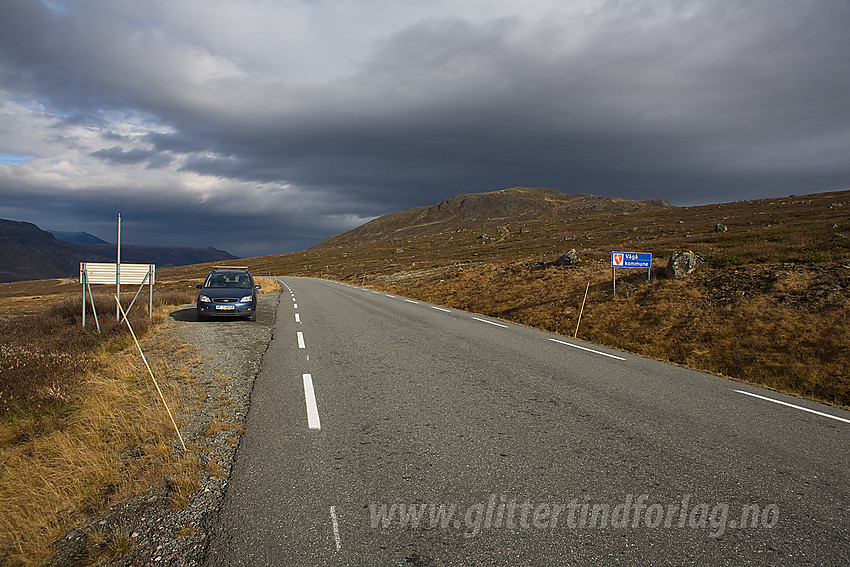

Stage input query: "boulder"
[
  {"left": 665, "top": 250, "right": 702, "bottom": 279},
  {"left": 555, "top": 249, "right": 579, "bottom": 266}
]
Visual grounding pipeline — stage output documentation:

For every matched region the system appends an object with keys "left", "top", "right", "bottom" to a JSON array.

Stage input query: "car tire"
[{"left": 197, "top": 310, "right": 207, "bottom": 322}]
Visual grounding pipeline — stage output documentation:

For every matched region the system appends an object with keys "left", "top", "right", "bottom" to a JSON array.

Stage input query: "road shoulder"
[{"left": 47, "top": 290, "right": 280, "bottom": 566}]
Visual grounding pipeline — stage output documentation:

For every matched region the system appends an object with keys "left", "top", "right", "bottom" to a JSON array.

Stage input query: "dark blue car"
[{"left": 196, "top": 267, "right": 260, "bottom": 321}]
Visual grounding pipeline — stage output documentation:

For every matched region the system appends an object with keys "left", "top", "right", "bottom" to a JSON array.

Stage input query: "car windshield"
[{"left": 204, "top": 273, "right": 253, "bottom": 289}]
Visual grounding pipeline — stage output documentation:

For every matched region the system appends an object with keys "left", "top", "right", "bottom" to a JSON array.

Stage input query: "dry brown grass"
[
  {"left": 167, "top": 453, "right": 202, "bottom": 510},
  {"left": 0, "top": 292, "right": 199, "bottom": 565},
  {"left": 0, "top": 267, "right": 270, "bottom": 563},
  {"left": 0, "top": 279, "right": 78, "bottom": 318},
  {"left": 0, "top": 290, "right": 195, "bottom": 412},
  {"left": 91, "top": 528, "right": 135, "bottom": 563},
  {"left": 204, "top": 419, "right": 237, "bottom": 437},
  {"left": 255, "top": 277, "right": 282, "bottom": 294}
]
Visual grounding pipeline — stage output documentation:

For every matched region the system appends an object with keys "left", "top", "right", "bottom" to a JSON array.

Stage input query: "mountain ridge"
[
  {"left": 317, "top": 187, "right": 671, "bottom": 247},
  {"left": 48, "top": 230, "right": 110, "bottom": 245},
  {"left": 0, "top": 218, "right": 237, "bottom": 283}
]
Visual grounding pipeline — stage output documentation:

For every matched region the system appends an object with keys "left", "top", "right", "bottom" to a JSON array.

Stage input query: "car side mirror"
[
  {"left": 255, "top": 284, "right": 261, "bottom": 289},
  {"left": 196, "top": 284, "right": 202, "bottom": 288}
]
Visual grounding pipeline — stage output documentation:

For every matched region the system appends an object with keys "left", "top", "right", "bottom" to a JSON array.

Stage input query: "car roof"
[
  {"left": 208, "top": 267, "right": 252, "bottom": 274},
  {"left": 209, "top": 269, "right": 250, "bottom": 273}
]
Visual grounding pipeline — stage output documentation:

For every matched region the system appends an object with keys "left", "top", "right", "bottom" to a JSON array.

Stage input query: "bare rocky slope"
[{"left": 318, "top": 187, "right": 671, "bottom": 246}]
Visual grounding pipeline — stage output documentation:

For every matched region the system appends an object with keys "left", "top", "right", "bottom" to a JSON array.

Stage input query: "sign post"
[
  {"left": 81, "top": 262, "right": 155, "bottom": 330},
  {"left": 611, "top": 251, "right": 652, "bottom": 296},
  {"left": 116, "top": 213, "right": 121, "bottom": 321}
]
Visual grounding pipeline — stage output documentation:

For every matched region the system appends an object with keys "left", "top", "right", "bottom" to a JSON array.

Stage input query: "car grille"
[{"left": 216, "top": 298, "right": 240, "bottom": 303}]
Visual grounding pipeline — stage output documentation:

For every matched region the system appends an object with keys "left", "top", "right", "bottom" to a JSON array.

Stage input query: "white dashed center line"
[
  {"left": 295, "top": 313, "right": 301, "bottom": 323},
  {"left": 549, "top": 338, "right": 625, "bottom": 360},
  {"left": 302, "top": 373, "right": 321, "bottom": 430},
  {"left": 297, "top": 331, "right": 306, "bottom": 349},
  {"left": 330, "top": 506, "right": 342, "bottom": 551}
]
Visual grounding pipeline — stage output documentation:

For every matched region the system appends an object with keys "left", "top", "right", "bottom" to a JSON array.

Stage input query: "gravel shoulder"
[{"left": 48, "top": 289, "right": 281, "bottom": 566}]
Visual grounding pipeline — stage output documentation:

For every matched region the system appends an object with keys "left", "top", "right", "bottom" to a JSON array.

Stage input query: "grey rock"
[
  {"left": 555, "top": 249, "right": 579, "bottom": 266},
  {"left": 666, "top": 250, "right": 702, "bottom": 279},
  {"left": 714, "top": 223, "right": 728, "bottom": 233}
]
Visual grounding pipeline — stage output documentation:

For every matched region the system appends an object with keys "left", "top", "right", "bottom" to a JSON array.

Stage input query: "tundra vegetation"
[{"left": 0, "top": 286, "right": 199, "bottom": 564}]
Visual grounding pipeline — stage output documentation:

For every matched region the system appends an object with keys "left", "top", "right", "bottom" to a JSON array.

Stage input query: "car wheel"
[{"left": 197, "top": 310, "right": 207, "bottom": 322}]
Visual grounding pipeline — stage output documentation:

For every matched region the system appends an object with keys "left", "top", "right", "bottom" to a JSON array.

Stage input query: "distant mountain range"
[
  {"left": 48, "top": 230, "right": 110, "bottom": 245},
  {"left": 0, "top": 219, "right": 237, "bottom": 283}
]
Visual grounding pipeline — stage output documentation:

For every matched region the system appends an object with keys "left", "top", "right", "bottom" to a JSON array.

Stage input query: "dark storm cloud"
[
  {"left": 1, "top": 0, "right": 849, "bottom": 256},
  {"left": 163, "top": 2, "right": 850, "bottom": 207},
  {"left": 90, "top": 146, "right": 173, "bottom": 169}
]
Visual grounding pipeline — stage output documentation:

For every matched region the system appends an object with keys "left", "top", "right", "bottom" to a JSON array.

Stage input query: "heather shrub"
[{"left": 0, "top": 291, "right": 192, "bottom": 413}]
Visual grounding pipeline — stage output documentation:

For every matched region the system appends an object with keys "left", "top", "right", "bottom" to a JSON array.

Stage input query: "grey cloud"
[
  {"left": 90, "top": 146, "right": 172, "bottom": 168},
  {"left": 0, "top": 0, "right": 848, "bottom": 256}
]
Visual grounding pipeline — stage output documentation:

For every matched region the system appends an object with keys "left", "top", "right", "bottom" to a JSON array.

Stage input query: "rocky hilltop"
[{"left": 318, "top": 187, "right": 670, "bottom": 246}]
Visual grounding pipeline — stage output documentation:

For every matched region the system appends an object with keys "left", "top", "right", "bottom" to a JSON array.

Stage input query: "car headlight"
[
  {"left": 240, "top": 295, "right": 253, "bottom": 303},
  {"left": 199, "top": 295, "right": 211, "bottom": 303}
]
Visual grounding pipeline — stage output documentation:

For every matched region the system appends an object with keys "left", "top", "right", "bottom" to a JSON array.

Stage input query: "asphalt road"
[{"left": 206, "top": 277, "right": 849, "bottom": 566}]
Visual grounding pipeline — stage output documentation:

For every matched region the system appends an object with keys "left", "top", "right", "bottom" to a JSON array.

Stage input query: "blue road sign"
[{"left": 612, "top": 251, "right": 652, "bottom": 268}]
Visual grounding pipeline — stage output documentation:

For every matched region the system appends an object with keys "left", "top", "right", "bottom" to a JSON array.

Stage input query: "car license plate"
[{"left": 215, "top": 304, "right": 236, "bottom": 311}]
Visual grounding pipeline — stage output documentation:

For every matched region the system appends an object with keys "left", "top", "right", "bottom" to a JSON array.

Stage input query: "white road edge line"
[
  {"left": 734, "top": 389, "right": 850, "bottom": 425},
  {"left": 330, "top": 506, "right": 342, "bottom": 551},
  {"left": 404, "top": 299, "right": 419, "bottom": 304},
  {"left": 549, "top": 338, "right": 626, "bottom": 360},
  {"left": 431, "top": 306, "right": 451, "bottom": 313},
  {"left": 297, "top": 331, "right": 306, "bottom": 349},
  {"left": 472, "top": 316, "right": 508, "bottom": 328},
  {"left": 302, "top": 373, "right": 321, "bottom": 430}
]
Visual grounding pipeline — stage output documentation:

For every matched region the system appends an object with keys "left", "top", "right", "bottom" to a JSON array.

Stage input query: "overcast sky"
[{"left": 1, "top": 0, "right": 848, "bottom": 256}]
